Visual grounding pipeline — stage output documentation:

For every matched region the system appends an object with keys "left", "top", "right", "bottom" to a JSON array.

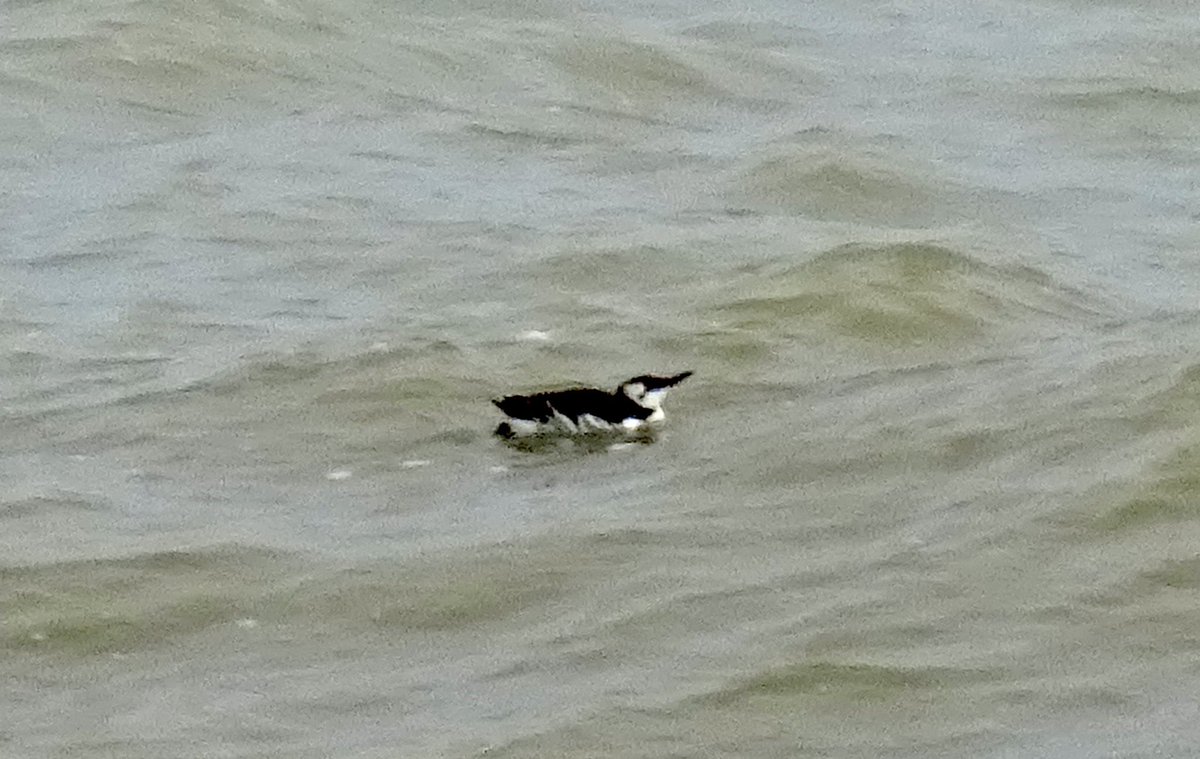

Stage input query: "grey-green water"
[{"left": 4, "top": 0, "right": 1200, "bottom": 756}]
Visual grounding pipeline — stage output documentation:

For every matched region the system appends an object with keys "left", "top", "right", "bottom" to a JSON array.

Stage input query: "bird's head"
[{"left": 618, "top": 371, "right": 693, "bottom": 410}]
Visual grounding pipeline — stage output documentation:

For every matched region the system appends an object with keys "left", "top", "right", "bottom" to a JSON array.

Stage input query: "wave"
[
  {"left": 1133, "top": 361, "right": 1200, "bottom": 430},
  {"left": 556, "top": 35, "right": 728, "bottom": 103},
  {"left": 1039, "top": 84, "right": 1200, "bottom": 111},
  {"left": 711, "top": 241, "right": 1103, "bottom": 346},
  {"left": 740, "top": 155, "right": 949, "bottom": 225},
  {"left": 480, "top": 657, "right": 1014, "bottom": 757},
  {"left": 697, "top": 660, "right": 997, "bottom": 706},
  {"left": 279, "top": 559, "right": 570, "bottom": 633},
  {"left": 1027, "top": 79, "right": 1200, "bottom": 147},
  {"left": 730, "top": 134, "right": 1017, "bottom": 227},
  {"left": 0, "top": 545, "right": 297, "bottom": 655},
  {"left": 1083, "top": 439, "right": 1200, "bottom": 533},
  {"left": 0, "top": 491, "right": 106, "bottom": 520},
  {"left": 1, "top": 0, "right": 519, "bottom": 119}
]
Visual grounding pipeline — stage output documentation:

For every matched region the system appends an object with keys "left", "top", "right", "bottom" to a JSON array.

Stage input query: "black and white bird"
[{"left": 493, "top": 371, "right": 693, "bottom": 438}]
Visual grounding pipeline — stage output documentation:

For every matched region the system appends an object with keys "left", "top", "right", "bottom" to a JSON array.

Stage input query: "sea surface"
[{"left": 4, "top": 0, "right": 1200, "bottom": 756}]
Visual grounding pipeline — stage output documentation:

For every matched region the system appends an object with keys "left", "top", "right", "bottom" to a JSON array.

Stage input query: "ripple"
[
  {"left": 554, "top": 35, "right": 730, "bottom": 107},
  {"left": 278, "top": 556, "right": 575, "bottom": 633},
  {"left": 0, "top": 545, "right": 298, "bottom": 656},
  {"left": 0, "top": 491, "right": 105, "bottom": 520},
  {"left": 697, "top": 660, "right": 999, "bottom": 706}
]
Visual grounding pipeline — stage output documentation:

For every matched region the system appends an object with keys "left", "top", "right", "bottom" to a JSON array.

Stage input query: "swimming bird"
[{"left": 493, "top": 371, "right": 693, "bottom": 438}]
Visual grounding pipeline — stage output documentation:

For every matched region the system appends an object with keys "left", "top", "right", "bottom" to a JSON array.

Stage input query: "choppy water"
[{"left": 4, "top": 0, "right": 1200, "bottom": 756}]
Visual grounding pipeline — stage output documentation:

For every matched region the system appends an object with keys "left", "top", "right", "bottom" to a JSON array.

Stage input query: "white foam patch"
[
  {"left": 325, "top": 469, "right": 353, "bottom": 481},
  {"left": 517, "top": 329, "right": 551, "bottom": 342},
  {"left": 235, "top": 618, "right": 259, "bottom": 629},
  {"left": 401, "top": 459, "right": 431, "bottom": 468},
  {"left": 489, "top": 465, "right": 509, "bottom": 474}
]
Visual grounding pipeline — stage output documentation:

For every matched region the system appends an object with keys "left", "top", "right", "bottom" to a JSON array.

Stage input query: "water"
[{"left": 3, "top": 0, "right": 1200, "bottom": 756}]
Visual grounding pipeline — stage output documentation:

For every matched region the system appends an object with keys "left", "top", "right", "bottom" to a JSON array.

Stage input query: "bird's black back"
[{"left": 493, "top": 388, "right": 651, "bottom": 424}]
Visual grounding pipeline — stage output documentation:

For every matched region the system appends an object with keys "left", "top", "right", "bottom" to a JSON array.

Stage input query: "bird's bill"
[{"left": 642, "top": 371, "right": 693, "bottom": 389}]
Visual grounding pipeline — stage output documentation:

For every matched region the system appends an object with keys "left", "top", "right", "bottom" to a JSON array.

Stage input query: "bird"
[{"left": 493, "top": 371, "right": 693, "bottom": 438}]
